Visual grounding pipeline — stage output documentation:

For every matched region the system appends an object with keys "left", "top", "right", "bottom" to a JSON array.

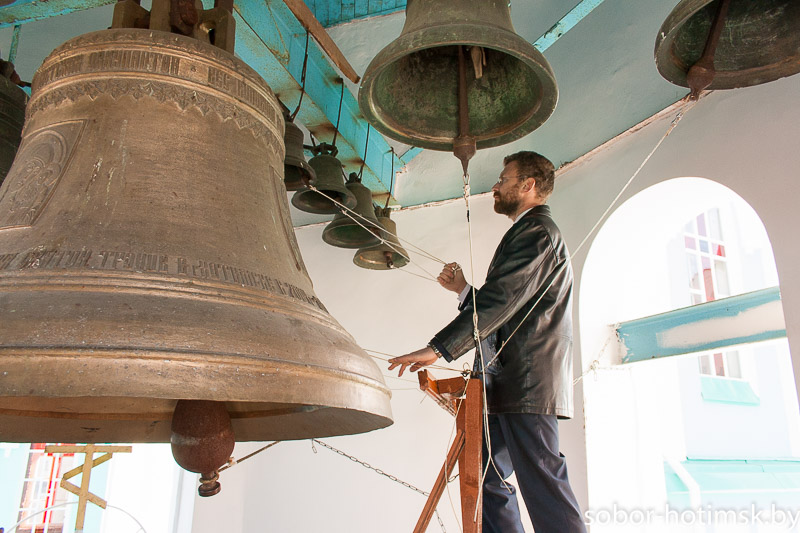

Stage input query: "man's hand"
[
  {"left": 437, "top": 262, "right": 467, "bottom": 294},
  {"left": 388, "top": 347, "right": 438, "bottom": 377}
]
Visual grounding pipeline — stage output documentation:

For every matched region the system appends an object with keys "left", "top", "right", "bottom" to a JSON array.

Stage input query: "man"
[{"left": 388, "top": 151, "right": 586, "bottom": 533}]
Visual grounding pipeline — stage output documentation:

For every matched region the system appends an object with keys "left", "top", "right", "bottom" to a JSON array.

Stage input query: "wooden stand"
[{"left": 414, "top": 370, "right": 483, "bottom": 533}]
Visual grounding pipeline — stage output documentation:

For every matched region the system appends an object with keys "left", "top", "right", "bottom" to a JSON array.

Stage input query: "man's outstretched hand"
[
  {"left": 437, "top": 262, "right": 467, "bottom": 293},
  {"left": 388, "top": 347, "right": 438, "bottom": 377}
]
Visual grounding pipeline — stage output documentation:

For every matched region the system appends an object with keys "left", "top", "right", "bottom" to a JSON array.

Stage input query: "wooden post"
[
  {"left": 458, "top": 378, "right": 483, "bottom": 532},
  {"left": 413, "top": 372, "right": 484, "bottom": 532}
]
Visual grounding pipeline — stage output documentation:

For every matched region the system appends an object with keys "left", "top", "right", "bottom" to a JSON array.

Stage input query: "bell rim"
[
  {"left": 291, "top": 186, "right": 357, "bottom": 214},
  {"left": 322, "top": 220, "right": 382, "bottom": 249},
  {"left": 358, "top": 23, "right": 559, "bottom": 151},
  {"left": 654, "top": 0, "right": 800, "bottom": 90},
  {"left": 352, "top": 249, "right": 411, "bottom": 270}
]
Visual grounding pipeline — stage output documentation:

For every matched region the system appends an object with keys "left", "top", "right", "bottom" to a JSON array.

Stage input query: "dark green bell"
[
  {"left": 655, "top": 0, "right": 800, "bottom": 93},
  {"left": 358, "top": 0, "right": 558, "bottom": 151},
  {"left": 353, "top": 207, "right": 409, "bottom": 270},
  {"left": 322, "top": 173, "right": 381, "bottom": 249},
  {"left": 0, "top": 61, "right": 27, "bottom": 185},
  {"left": 291, "top": 143, "right": 356, "bottom": 215},
  {"left": 283, "top": 119, "right": 315, "bottom": 191}
]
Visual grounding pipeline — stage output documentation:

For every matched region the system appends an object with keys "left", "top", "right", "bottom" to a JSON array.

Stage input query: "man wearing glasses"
[{"left": 389, "top": 151, "right": 586, "bottom": 533}]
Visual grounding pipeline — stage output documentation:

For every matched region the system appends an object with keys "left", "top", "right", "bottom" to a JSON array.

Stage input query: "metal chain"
[
  {"left": 311, "top": 439, "right": 430, "bottom": 496},
  {"left": 311, "top": 439, "right": 452, "bottom": 532}
]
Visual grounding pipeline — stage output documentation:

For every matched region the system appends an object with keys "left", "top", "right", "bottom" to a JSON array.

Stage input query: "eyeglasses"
[{"left": 493, "top": 175, "right": 524, "bottom": 187}]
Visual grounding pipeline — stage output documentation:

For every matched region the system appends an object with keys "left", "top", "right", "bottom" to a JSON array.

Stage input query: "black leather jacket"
[{"left": 430, "top": 205, "right": 574, "bottom": 418}]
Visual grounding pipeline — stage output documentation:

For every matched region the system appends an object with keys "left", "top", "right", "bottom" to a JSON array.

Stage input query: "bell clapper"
[
  {"left": 454, "top": 45, "right": 477, "bottom": 176},
  {"left": 170, "top": 400, "right": 236, "bottom": 497},
  {"left": 384, "top": 251, "right": 394, "bottom": 269},
  {"left": 199, "top": 471, "right": 222, "bottom": 497},
  {"left": 686, "top": 0, "right": 732, "bottom": 99}
]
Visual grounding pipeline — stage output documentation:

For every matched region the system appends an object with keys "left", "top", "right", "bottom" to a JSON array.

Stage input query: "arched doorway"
[{"left": 579, "top": 177, "right": 800, "bottom": 530}]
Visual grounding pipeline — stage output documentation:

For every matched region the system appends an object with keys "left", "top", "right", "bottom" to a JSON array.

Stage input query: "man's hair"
[{"left": 503, "top": 151, "right": 555, "bottom": 200}]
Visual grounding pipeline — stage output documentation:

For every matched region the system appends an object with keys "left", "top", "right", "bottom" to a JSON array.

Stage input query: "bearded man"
[{"left": 389, "top": 151, "right": 586, "bottom": 533}]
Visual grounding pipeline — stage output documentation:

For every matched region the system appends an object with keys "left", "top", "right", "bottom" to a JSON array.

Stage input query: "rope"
[
  {"left": 366, "top": 348, "right": 464, "bottom": 373},
  {"left": 307, "top": 178, "right": 448, "bottom": 265},
  {"left": 572, "top": 97, "right": 697, "bottom": 258},
  {"left": 306, "top": 184, "right": 442, "bottom": 280},
  {"left": 218, "top": 441, "right": 281, "bottom": 472}
]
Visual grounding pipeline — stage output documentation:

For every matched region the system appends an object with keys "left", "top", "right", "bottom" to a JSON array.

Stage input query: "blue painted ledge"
[{"left": 617, "top": 287, "right": 785, "bottom": 364}]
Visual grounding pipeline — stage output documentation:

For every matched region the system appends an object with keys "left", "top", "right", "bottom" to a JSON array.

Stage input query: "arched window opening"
[{"left": 579, "top": 178, "right": 800, "bottom": 530}]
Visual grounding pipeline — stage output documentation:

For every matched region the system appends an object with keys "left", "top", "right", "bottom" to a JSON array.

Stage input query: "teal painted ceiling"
[
  {"left": 305, "top": 0, "right": 405, "bottom": 27},
  {"left": 0, "top": 0, "right": 694, "bottom": 225}
]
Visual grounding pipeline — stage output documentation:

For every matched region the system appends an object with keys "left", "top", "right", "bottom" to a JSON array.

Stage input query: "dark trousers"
[{"left": 482, "top": 413, "right": 587, "bottom": 533}]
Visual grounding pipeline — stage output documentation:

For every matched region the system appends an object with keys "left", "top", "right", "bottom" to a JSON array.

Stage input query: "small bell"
[
  {"left": 291, "top": 143, "right": 357, "bottom": 214},
  {"left": 354, "top": 207, "right": 409, "bottom": 270},
  {"left": 322, "top": 173, "right": 381, "bottom": 249},
  {"left": 283, "top": 119, "right": 315, "bottom": 191},
  {"left": 655, "top": 0, "right": 800, "bottom": 96}
]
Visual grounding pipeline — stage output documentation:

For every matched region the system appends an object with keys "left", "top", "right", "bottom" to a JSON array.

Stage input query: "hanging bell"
[
  {"left": 0, "top": 29, "right": 392, "bottom": 449},
  {"left": 0, "top": 61, "right": 27, "bottom": 185},
  {"left": 358, "top": 0, "right": 558, "bottom": 151},
  {"left": 354, "top": 207, "right": 410, "bottom": 270},
  {"left": 655, "top": 0, "right": 800, "bottom": 94},
  {"left": 291, "top": 143, "right": 357, "bottom": 214},
  {"left": 283, "top": 118, "right": 315, "bottom": 191},
  {"left": 322, "top": 173, "right": 381, "bottom": 249}
]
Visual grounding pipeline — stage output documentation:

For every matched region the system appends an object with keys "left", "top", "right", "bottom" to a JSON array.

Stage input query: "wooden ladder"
[{"left": 413, "top": 370, "right": 483, "bottom": 533}]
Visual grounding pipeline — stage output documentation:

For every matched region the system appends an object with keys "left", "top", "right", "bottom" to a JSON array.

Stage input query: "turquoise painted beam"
[
  {"left": 0, "top": 0, "right": 114, "bottom": 27},
  {"left": 232, "top": 0, "right": 410, "bottom": 198},
  {"left": 617, "top": 287, "right": 786, "bottom": 364},
  {"left": 0, "top": 0, "right": 412, "bottom": 198},
  {"left": 533, "top": 0, "right": 606, "bottom": 52}
]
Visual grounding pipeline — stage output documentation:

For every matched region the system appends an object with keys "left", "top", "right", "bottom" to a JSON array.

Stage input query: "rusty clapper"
[
  {"left": 0, "top": 0, "right": 392, "bottom": 496},
  {"left": 353, "top": 207, "right": 409, "bottom": 271},
  {"left": 0, "top": 60, "right": 27, "bottom": 186},
  {"left": 655, "top": 0, "right": 800, "bottom": 99},
  {"left": 358, "top": 0, "right": 558, "bottom": 172},
  {"left": 322, "top": 173, "right": 381, "bottom": 249}
]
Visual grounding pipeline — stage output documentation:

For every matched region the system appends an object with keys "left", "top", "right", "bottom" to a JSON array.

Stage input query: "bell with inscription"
[
  {"left": 0, "top": 28, "right": 392, "bottom": 461},
  {"left": 291, "top": 143, "right": 356, "bottom": 215},
  {"left": 322, "top": 173, "right": 381, "bottom": 249},
  {"left": 354, "top": 207, "right": 409, "bottom": 270},
  {"left": 0, "top": 60, "right": 27, "bottom": 185},
  {"left": 655, "top": 0, "right": 800, "bottom": 98},
  {"left": 358, "top": 0, "right": 558, "bottom": 152},
  {"left": 283, "top": 118, "right": 315, "bottom": 191}
]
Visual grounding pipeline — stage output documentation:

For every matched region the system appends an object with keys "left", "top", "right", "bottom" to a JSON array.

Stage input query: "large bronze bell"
[
  {"left": 0, "top": 30, "right": 392, "bottom": 450},
  {"left": 0, "top": 62, "right": 27, "bottom": 185},
  {"left": 291, "top": 143, "right": 357, "bottom": 214},
  {"left": 322, "top": 173, "right": 381, "bottom": 249},
  {"left": 358, "top": 0, "right": 558, "bottom": 152},
  {"left": 283, "top": 119, "right": 315, "bottom": 191},
  {"left": 655, "top": 0, "right": 800, "bottom": 94},
  {"left": 354, "top": 207, "right": 410, "bottom": 270}
]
